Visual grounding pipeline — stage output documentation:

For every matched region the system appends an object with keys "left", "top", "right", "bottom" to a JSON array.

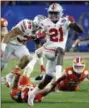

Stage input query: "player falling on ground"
[
  {"left": 53, "top": 56, "right": 89, "bottom": 91},
  {"left": 1, "top": 15, "right": 46, "bottom": 87},
  {"left": 28, "top": 3, "right": 83, "bottom": 107},
  {"left": 10, "top": 68, "right": 43, "bottom": 103}
]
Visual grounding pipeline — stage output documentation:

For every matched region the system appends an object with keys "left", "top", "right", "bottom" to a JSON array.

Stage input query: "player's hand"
[{"left": 72, "top": 39, "right": 81, "bottom": 48}]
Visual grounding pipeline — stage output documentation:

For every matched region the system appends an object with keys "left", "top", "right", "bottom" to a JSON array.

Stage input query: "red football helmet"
[{"left": 73, "top": 57, "right": 85, "bottom": 74}]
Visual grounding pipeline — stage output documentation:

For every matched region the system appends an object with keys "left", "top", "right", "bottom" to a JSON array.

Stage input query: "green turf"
[{"left": 1, "top": 59, "right": 89, "bottom": 108}]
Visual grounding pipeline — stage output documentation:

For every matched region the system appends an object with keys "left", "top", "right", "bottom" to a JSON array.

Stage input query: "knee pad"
[
  {"left": 18, "top": 55, "right": 32, "bottom": 69},
  {"left": 38, "top": 75, "right": 53, "bottom": 89}
]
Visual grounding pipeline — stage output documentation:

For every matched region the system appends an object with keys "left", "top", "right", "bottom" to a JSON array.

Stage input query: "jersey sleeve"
[{"left": 15, "top": 19, "right": 32, "bottom": 36}]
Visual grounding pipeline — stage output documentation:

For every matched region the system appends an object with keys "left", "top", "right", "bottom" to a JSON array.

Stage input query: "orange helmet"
[
  {"left": 73, "top": 56, "right": 85, "bottom": 74},
  {"left": 1, "top": 18, "right": 8, "bottom": 27}
]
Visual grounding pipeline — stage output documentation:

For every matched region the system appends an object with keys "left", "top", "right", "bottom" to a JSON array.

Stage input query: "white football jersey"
[
  {"left": 9, "top": 19, "right": 34, "bottom": 45},
  {"left": 40, "top": 16, "right": 74, "bottom": 50}
]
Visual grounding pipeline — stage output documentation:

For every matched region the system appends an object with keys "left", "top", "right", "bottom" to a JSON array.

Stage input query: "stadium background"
[{"left": 1, "top": 1, "right": 89, "bottom": 52}]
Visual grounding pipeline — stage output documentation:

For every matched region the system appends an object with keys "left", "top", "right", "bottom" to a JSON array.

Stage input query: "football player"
[
  {"left": 10, "top": 69, "right": 43, "bottom": 103},
  {"left": 28, "top": 3, "right": 83, "bottom": 107},
  {"left": 3, "top": 15, "right": 46, "bottom": 87},
  {"left": 55, "top": 56, "right": 89, "bottom": 91}
]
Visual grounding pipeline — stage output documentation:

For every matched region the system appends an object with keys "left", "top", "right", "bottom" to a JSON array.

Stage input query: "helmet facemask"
[
  {"left": 48, "top": 3, "right": 63, "bottom": 23},
  {"left": 48, "top": 11, "right": 62, "bottom": 23},
  {"left": 73, "top": 64, "right": 85, "bottom": 74},
  {"left": 73, "top": 57, "right": 85, "bottom": 74}
]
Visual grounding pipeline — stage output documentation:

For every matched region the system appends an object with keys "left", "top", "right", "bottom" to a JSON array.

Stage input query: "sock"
[
  {"left": 30, "top": 86, "right": 40, "bottom": 97},
  {"left": 39, "top": 57, "right": 44, "bottom": 65},
  {"left": 39, "top": 57, "right": 45, "bottom": 72},
  {"left": 5, "top": 73, "right": 14, "bottom": 82},
  {"left": 55, "top": 65, "right": 62, "bottom": 80},
  {"left": 23, "top": 58, "right": 37, "bottom": 77}
]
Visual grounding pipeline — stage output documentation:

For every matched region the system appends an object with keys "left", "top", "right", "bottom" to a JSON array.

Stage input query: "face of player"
[
  {"left": 48, "top": 11, "right": 60, "bottom": 23},
  {"left": 73, "top": 65, "right": 85, "bottom": 74}
]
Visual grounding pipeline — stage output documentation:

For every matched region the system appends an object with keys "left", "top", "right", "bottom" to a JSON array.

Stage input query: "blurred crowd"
[{"left": 1, "top": 1, "right": 89, "bottom": 6}]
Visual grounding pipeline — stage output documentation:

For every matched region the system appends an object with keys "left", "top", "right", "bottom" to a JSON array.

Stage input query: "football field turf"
[{"left": 1, "top": 59, "right": 89, "bottom": 108}]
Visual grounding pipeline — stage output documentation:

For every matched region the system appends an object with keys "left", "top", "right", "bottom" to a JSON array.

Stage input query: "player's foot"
[{"left": 28, "top": 93, "right": 35, "bottom": 107}]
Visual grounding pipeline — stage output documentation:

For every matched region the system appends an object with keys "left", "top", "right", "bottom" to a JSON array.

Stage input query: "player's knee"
[
  {"left": 55, "top": 47, "right": 65, "bottom": 65},
  {"left": 18, "top": 55, "right": 32, "bottom": 69},
  {"left": 38, "top": 75, "right": 53, "bottom": 89},
  {"left": 35, "top": 49, "right": 42, "bottom": 58}
]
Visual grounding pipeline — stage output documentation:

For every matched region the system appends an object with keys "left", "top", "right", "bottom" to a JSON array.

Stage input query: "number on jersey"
[{"left": 49, "top": 27, "right": 63, "bottom": 42}]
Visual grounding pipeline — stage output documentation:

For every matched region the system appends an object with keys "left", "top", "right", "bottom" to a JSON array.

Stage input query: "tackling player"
[
  {"left": 28, "top": 3, "right": 83, "bottom": 107},
  {"left": 3, "top": 15, "right": 46, "bottom": 87}
]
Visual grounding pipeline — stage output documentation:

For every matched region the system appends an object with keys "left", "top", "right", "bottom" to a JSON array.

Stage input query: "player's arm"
[
  {"left": 67, "top": 16, "right": 83, "bottom": 33},
  {"left": 1, "top": 28, "right": 23, "bottom": 52},
  {"left": 72, "top": 36, "right": 89, "bottom": 48},
  {"left": 3, "top": 28, "right": 22, "bottom": 44},
  {"left": 69, "top": 22, "right": 83, "bottom": 33}
]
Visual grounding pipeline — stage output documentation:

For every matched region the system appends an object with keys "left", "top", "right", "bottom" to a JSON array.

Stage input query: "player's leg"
[
  {"left": 35, "top": 46, "right": 45, "bottom": 72},
  {"left": 1, "top": 43, "right": 15, "bottom": 71},
  {"left": 5, "top": 45, "right": 31, "bottom": 87},
  {"left": 28, "top": 59, "right": 55, "bottom": 106},
  {"left": 55, "top": 47, "right": 65, "bottom": 80},
  {"left": 23, "top": 46, "right": 45, "bottom": 80}
]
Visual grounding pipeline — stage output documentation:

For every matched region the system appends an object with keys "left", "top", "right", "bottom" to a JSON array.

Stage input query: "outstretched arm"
[{"left": 69, "top": 22, "right": 83, "bottom": 33}]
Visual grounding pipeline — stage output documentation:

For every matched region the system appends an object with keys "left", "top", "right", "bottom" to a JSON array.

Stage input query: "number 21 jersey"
[{"left": 41, "top": 16, "right": 74, "bottom": 50}]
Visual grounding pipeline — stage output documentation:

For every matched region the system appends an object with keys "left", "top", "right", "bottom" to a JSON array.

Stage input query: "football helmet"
[
  {"left": 48, "top": 3, "right": 63, "bottom": 22},
  {"left": 33, "top": 15, "right": 46, "bottom": 25},
  {"left": 73, "top": 57, "right": 85, "bottom": 74}
]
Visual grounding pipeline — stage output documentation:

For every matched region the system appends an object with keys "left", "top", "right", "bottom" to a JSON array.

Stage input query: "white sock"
[
  {"left": 23, "top": 57, "right": 37, "bottom": 77},
  {"left": 55, "top": 65, "right": 62, "bottom": 80},
  {"left": 30, "top": 86, "right": 40, "bottom": 96},
  {"left": 5, "top": 73, "right": 14, "bottom": 82},
  {"left": 39, "top": 57, "right": 44, "bottom": 65}
]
